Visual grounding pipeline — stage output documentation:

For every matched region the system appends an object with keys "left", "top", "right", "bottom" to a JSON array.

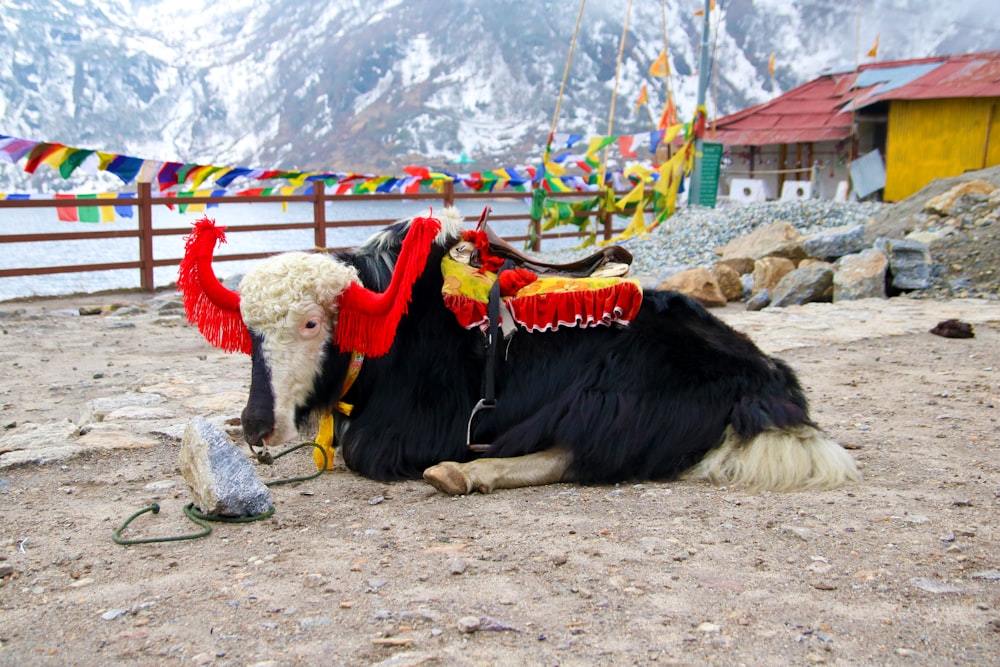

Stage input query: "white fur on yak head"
[{"left": 237, "top": 207, "right": 464, "bottom": 446}]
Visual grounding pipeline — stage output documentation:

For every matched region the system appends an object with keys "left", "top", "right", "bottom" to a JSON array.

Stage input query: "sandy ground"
[{"left": 1, "top": 291, "right": 999, "bottom": 666}]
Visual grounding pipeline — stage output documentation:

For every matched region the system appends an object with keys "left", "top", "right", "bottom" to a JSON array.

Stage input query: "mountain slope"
[{"left": 1, "top": 0, "right": 997, "bottom": 191}]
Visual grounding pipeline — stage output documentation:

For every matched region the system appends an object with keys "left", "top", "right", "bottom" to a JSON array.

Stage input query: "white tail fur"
[{"left": 685, "top": 426, "right": 859, "bottom": 492}]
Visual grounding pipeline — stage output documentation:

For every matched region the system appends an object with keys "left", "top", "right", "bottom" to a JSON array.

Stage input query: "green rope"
[{"left": 112, "top": 441, "right": 326, "bottom": 546}]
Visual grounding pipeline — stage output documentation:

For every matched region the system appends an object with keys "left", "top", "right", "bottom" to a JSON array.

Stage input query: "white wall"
[{"left": 718, "top": 141, "right": 854, "bottom": 201}]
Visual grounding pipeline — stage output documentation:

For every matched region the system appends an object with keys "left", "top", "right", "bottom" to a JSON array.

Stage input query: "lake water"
[{"left": 0, "top": 197, "right": 566, "bottom": 302}]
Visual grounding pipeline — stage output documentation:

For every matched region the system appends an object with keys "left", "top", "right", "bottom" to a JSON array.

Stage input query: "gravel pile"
[{"left": 538, "top": 200, "right": 886, "bottom": 284}]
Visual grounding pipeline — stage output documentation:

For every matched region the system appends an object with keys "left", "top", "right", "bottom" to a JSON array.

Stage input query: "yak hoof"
[{"left": 423, "top": 462, "right": 473, "bottom": 496}]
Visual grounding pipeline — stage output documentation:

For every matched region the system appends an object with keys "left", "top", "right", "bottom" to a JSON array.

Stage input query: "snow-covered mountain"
[{"left": 1, "top": 0, "right": 997, "bottom": 191}]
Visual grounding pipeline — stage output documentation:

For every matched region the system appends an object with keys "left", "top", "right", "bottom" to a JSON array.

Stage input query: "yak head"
[
  {"left": 238, "top": 252, "right": 358, "bottom": 446},
  {"left": 177, "top": 208, "right": 463, "bottom": 448}
]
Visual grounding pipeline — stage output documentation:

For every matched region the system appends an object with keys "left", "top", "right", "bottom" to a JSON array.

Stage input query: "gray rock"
[
  {"left": 909, "top": 577, "right": 962, "bottom": 594},
  {"left": 0, "top": 445, "right": 85, "bottom": 469},
  {"left": 769, "top": 264, "right": 835, "bottom": 308},
  {"left": 102, "top": 406, "right": 177, "bottom": 422},
  {"left": 0, "top": 421, "right": 82, "bottom": 469},
  {"left": 745, "top": 288, "right": 770, "bottom": 311},
  {"left": 80, "top": 392, "right": 165, "bottom": 425},
  {"left": 179, "top": 417, "right": 272, "bottom": 517},
  {"left": 874, "top": 237, "right": 931, "bottom": 291},
  {"left": 834, "top": 249, "right": 888, "bottom": 301},
  {"left": 457, "top": 616, "right": 481, "bottom": 633},
  {"left": 802, "top": 224, "right": 866, "bottom": 260},
  {"left": 0, "top": 420, "right": 78, "bottom": 453}
]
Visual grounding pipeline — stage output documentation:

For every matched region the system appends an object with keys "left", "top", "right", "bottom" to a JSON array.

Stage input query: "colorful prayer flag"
[
  {"left": 634, "top": 84, "right": 649, "bottom": 115},
  {"left": 867, "top": 34, "right": 879, "bottom": 58},
  {"left": 649, "top": 52, "right": 670, "bottom": 77},
  {"left": 658, "top": 91, "right": 678, "bottom": 131},
  {"left": 55, "top": 193, "right": 77, "bottom": 222}
]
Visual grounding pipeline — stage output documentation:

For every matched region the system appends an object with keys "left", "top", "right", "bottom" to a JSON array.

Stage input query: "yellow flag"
[
  {"left": 615, "top": 181, "right": 646, "bottom": 211},
  {"left": 867, "top": 34, "right": 879, "bottom": 58},
  {"left": 649, "top": 51, "right": 670, "bottom": 77},
  {"left": 694, "top": 0, "right": 716, "bottom": 16},
  {"left": 98, "top": 192, "right": 117, "bottom": 222},
  {"left": 768, "top": 52, "right": 776, "bottom": 76},
  {"left": 635, "top": 84, "right": 649, "bottom": 114}
]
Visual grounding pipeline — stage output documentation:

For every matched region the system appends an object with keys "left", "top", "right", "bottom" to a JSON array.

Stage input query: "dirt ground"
[{"left": 1, "top": 288, "right": 999, "bottom": 667}]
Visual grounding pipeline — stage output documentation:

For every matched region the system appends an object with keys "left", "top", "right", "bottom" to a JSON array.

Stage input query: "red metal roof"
[{"left": 712, "top": 51, "right": 1000, "bottom": 146}]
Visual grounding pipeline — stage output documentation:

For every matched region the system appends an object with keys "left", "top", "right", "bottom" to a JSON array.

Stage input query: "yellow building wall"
[{"left": 884, "top": 97, "right": 1000, "bottom": 201}]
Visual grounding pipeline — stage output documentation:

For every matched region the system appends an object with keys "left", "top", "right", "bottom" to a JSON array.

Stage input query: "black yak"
[{"left": 178, "top": 208, "right": 858, "bottom": 495}]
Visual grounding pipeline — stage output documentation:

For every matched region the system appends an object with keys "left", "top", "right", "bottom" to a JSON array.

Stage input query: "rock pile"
[
  {"left": 658, "top": 218, "right": 930, "bottom": 310},
  {"left": 656, "top": 178, "right": 1000, "bottom": 309}
]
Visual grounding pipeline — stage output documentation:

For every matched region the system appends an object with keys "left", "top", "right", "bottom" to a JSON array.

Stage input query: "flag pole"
[{"left": 689, "top": 0, "right": 712, "bottom": 206}]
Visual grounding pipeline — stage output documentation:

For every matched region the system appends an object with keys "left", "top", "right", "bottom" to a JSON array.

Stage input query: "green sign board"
[{"left": 698, "top": 141, "right": 723, "bottom": 208}]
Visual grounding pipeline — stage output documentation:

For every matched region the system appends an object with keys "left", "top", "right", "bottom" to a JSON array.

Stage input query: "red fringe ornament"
[
  {"left": 177, "top": 217, "right": 252, "bottom": 355},
  {"left": 461, "top": 229, "right": 504, "bottom": 273},
  {"left": 334, "top": 215, "right": 441, "bottom": 357}
]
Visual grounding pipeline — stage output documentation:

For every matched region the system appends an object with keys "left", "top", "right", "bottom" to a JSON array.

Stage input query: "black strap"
[{"left": 482, "top": 262, "right": 508, "bottom": 405}]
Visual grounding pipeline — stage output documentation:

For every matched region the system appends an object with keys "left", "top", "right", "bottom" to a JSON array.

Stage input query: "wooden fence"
[{"left": 0, "top": 181, "right": 636, "bottom": 293}]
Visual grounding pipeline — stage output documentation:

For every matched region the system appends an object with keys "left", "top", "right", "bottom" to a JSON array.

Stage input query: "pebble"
[
  {"left": 302, "top": 573, "right": 326, "bottom": 588},
  {"left": 457, "top": 616, "right": 481, "bottom": 633},
  {"left": 101, "top": 608, "right": 128, "bottom": 621},
  {"left": 298, "top": 616, "right": 331, "bottom": 630},
  {"left": 780, "top": 524, "right": 815, "bottom": 541}
]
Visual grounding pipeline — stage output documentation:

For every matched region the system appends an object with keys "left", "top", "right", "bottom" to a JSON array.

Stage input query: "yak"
[{"left": 178, "top": 207, "right": 858, "bottom": 495}]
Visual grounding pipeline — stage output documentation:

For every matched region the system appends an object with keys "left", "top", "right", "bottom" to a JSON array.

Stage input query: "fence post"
[
  {"left": 599, "top": 189, "right": 613, "bottom": 243},
  {"left": 137, "top": 182, "right": 154, "bottom": 292},
  {"left": 443, "top": 179, "right": 455, "bottom": 208},
  {"left": 313, "top": 180, "right": 327, "bottom": 249}
]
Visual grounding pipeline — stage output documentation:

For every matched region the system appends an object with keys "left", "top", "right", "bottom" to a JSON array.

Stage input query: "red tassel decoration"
[
  {"left": 334, "top": 216, "right": 442, "bottom": 357},
  {"left": 177, "top": 217, "right": 252, "bottom": 355}
]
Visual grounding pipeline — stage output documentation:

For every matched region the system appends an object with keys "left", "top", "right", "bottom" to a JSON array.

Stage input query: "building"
[{"left": 711, "top": 51, "right": 1000, "bottom": 202}]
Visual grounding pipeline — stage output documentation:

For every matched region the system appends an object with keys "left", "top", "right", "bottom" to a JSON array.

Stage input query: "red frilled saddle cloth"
[{"left": 441, "top": 230, "right": 642, "bottom": 334}]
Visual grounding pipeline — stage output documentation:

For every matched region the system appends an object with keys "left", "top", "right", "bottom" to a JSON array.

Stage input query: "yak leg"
[{"left": 423, "top": 447, "right": 574, "bottom": 495}]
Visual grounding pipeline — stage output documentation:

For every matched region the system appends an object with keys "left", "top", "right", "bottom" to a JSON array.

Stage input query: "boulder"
[
  {"left": 657, "top": 267, "right": 727, "bottom": 307},
  {"left": 746, "top": 288, "right": 770, "bottom": 311},
  {"left": 751, "top": 256, "right": 796, "bottom": 295},
  {"left": 716, "top": 222, "right": 806, "bottom": 263},
  {"left": 715, "top": 257, "right": 755, "bottom": 276},
  {"left": 179, "top": 417, "right": 272, "bottom": 517},
  {"left": 874, "top": 237, "right": 931, "bottom": 291},
  {"left": 905, "top": 228, "right": 953, "bottom": 246},
  {"left": 802, "top": 224, "right": 865, "bottom": 260},
  {"left": 769, "top": 263, "right": 835, "bottom": 308},
  {"left": 833, "top": 249, "right": 888, "bottom": 301},
  {"left": 924, "top": 179, "right": 996, "bottom": 216},
  {"left": 711, "top": 263, "right": 744, "bottom": 301}
]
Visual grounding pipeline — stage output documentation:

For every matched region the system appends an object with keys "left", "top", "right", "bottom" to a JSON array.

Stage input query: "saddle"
[
  {"left": 442, "top": 207, "right": 642, "bottom": 334},
  {"left": 446, "top": 208, "right": 643, "bottom": 452},
  {"left": 479, "top": 222, "right": 633, "bottom": 278}
]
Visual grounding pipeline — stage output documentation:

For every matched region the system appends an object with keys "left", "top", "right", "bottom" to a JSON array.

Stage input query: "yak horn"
[
  {"left": 177, "top": 217, "right": 252, "bottom": 355},
  {"left": 333, "top": 215, "right": 442, "bottom": 357}
]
